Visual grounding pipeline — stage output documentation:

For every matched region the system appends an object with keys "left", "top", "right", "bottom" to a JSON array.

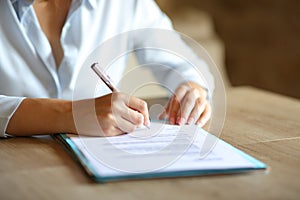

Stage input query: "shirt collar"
[
  {"left": 86, "top": 0, "right": 97, "bottom": 9},
  {"left": 10, "top": 0, "right": 97, "bottom": 21},
  {"left": 10, "top": 0, "right": 33, "bottom": 22}
]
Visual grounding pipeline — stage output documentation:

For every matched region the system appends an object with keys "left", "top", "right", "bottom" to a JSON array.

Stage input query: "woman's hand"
[
  {"left": 73, "top": 92, "right": 150, "bottom": 136},
  {"left": 159, "top": 82, "right": 211, "bottom": 127}
]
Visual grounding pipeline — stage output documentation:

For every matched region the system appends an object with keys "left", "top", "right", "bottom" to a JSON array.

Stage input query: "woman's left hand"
[{"left": 159, "top": 82, "right": 211, "bottom": 127}]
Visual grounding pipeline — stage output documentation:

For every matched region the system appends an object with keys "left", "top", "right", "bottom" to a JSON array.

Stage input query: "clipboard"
[{"left": 53, "top": 123, "right": 268, "bottom": 183}]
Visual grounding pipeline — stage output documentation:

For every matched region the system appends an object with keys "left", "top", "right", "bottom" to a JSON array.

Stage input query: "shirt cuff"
[{"left": 0, "top": 96, "right": 25, "bottom": 138}]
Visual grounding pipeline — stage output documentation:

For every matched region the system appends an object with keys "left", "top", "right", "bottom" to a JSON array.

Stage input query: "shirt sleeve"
[
  {"left": 0, "top": 95, "right": 25, "bottom": 138},
  {"left": 132, "top": 0, "right": 215, "bottom": 97}
]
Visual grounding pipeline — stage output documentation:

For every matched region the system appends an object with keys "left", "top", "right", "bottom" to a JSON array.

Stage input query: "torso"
[{"left": 33, "top": 0, "right": 71, "bottom": 68}]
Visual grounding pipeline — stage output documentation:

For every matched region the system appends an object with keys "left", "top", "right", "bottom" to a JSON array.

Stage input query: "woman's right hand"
[{"left": 72, "top": 92, "right": 150, "bottom": 137}]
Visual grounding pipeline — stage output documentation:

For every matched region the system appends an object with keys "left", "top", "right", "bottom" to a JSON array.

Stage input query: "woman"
[{"left": 0, "top": 0, "right": 214, "bottom": 137}]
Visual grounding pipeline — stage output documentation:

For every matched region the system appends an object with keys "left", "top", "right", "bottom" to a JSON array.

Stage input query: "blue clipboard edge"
[
  {"left": 53, "top": 134, "right": 100, "bottom": 180},
  {"left": 53, "top": 133, "right": 268, "bottom": 183}
]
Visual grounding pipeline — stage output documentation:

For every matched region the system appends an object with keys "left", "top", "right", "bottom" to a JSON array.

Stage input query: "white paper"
[{"left": 71, "top": 122, "right": 258, "bottom": 177}]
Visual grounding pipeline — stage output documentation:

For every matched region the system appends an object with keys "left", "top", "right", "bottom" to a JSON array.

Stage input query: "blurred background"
[{"left": 155, "top": 0, "right": 300, "bottom": 99}]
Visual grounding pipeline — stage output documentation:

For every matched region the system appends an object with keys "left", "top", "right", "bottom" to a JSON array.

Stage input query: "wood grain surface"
[{"left": 0, "top": 86, "right": 299, "bottom": 200}]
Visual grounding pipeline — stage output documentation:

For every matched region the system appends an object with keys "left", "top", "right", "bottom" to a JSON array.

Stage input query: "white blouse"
[{"left": 0, "top": 0, "right": 214, "bottom": 137}]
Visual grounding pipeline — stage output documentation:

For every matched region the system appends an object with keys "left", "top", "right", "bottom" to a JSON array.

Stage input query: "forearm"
[
  {"left": 6, "top": 98, "right": 75, "bottom": 136},
  {"left": 5, "top": 93, "right": 150, "bottom": 137}
]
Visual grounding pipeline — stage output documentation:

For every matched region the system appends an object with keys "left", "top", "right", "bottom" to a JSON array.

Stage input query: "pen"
[
  {"left": 91, "top": 62, "right": 119, "bottom": 92},
  {"left": 91, "top": 62, "right": 150, "bottom": 129}
]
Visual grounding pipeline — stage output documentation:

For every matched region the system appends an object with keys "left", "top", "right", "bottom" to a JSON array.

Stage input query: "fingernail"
[
  {"left": 176, "top": 116, "right": 181, "bottom": 124},
  {"left": 146, "top": 119, "right": 151, "bottom": 127},
  {"left": 179, "top": 117, "right": 186, "bottom": 125},
  {"left": 187, "top": 117, "right": 195, "bottom": 125},
  {"left": 198, "top": 121, "right": 204, "bottom": 127},
  {"left": 170, "top": 117, "right": 175, "bottom": 125}
]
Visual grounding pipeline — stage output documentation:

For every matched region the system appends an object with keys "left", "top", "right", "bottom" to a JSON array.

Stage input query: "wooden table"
[{"left": 1, "top": 86, "right": 299, "bottom": 200}]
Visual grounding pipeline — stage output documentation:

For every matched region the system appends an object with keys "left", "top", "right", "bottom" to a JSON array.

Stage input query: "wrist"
[
  {"left": 55, "top": 100, "right": 76, "bottom": 134},
  {"left": 182, "top": 81, "right": 208, "bottom": 99}
]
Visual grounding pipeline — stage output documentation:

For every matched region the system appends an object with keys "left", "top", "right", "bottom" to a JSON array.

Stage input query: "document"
[{"left": 56, "top": 122, "right": 266, "bottom": 182}]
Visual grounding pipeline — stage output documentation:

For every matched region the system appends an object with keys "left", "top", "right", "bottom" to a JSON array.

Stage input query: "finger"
[
  {"left": 106, "top": 126, "right": 125, "bottom": 137},
  {"left": 168, "top": 87, "right": 187, "bottom": 124},
  {"left": 158, "top": 99, "right": 170, "bottom": 120},
  {"left": 98, "top": 120, "right": 124, "bottom": 137},
  {"left": 168, "top": 95, "right": 181, "bottom": 125},
  {"left": 158, "top": 110, "right": 168, "bottom": 120},
  {"left": 126, "top": 96, "right": 150, "bottom": 126},
  {"left": 176, "top": 89, "right": 200, "bottom": 125},
  {"left": 187, "top": 98, "right": 207, "bottom": 125},
  {"left": 196, "top": 104, "right": 212, "bottom": 127},
  {"left": 115, "top": 115, "right": 137, "bottom": 133},
  {"left": 119, "top": 108, "right": 144, "bottom": 127}
]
